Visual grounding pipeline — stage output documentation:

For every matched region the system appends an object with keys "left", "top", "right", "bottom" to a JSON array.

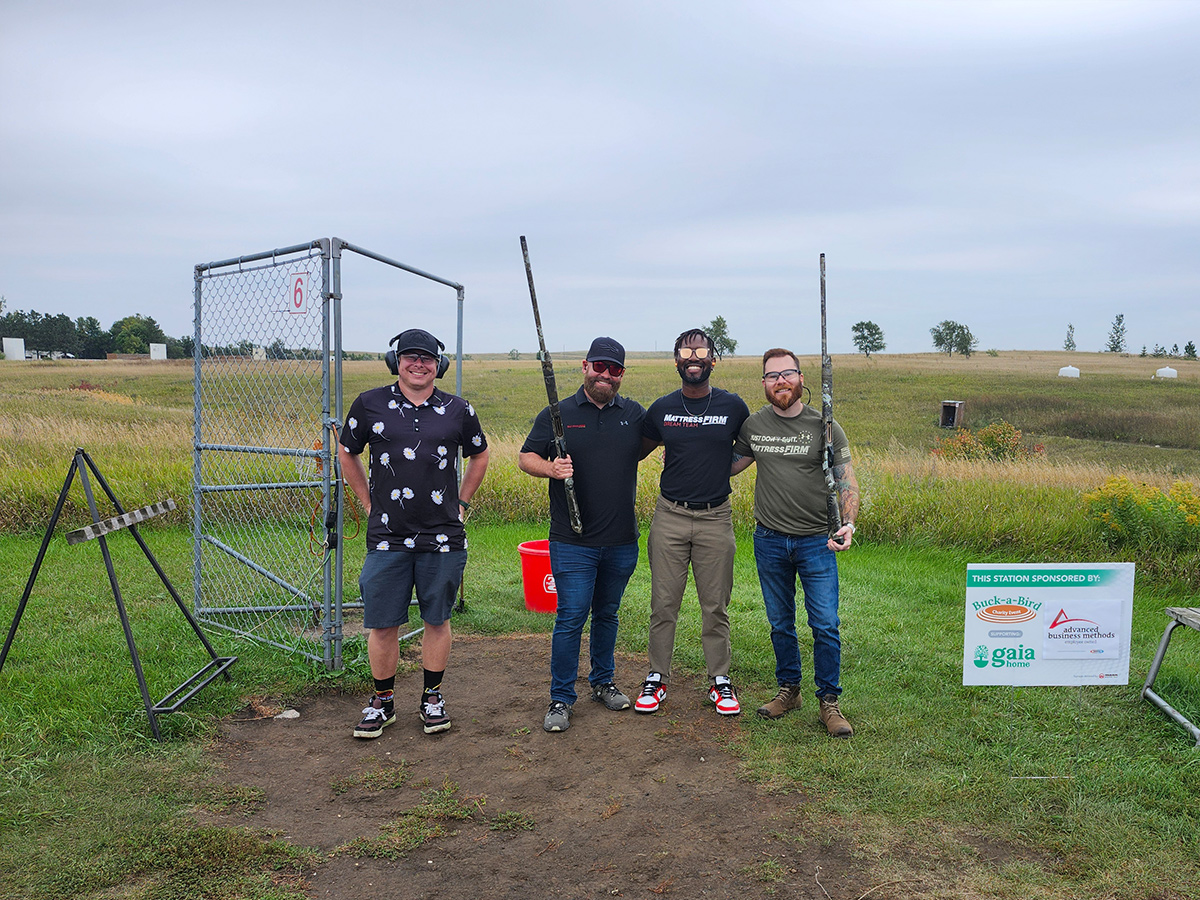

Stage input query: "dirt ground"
[{"left": 203, "top": 633, "right": 888, "bottom": 899}]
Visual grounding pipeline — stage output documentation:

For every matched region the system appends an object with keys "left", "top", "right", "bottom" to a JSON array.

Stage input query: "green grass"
[
  {"left": 3, "top": 524, "right": 1198, "bottom": 898},
  {"left": 3, "top": 353, "right": 1200, "bottom": 898}
]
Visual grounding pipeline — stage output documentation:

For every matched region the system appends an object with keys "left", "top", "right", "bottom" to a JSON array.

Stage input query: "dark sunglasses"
[
  {"left": 588, "top": 360, "right": 625, "bottom": 376},
  {"left": 676, "top": 346, "right": 711, "bottom": 360}
]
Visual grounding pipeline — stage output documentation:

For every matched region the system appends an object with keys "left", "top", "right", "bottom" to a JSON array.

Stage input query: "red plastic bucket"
[{"left": 518, "top": 539, "right": 557, "bottom": 612}]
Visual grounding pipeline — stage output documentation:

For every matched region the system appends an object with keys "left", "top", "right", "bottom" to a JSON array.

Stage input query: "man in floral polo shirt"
[{"left": 338, "top": 328, "right": 489, "bottom": 738}]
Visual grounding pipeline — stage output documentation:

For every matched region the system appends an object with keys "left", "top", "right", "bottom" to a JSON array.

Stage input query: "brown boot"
[
  {"left": 756, "top": 684, "right": 803, "bottom": 719},
  {"left": 818, "top": 695, "right": 853, "bottom": 737}
]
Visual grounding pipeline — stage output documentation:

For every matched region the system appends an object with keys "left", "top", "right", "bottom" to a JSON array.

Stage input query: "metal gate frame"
[{"left": 193, "top": 237, "right": 464, "bottom": 669}]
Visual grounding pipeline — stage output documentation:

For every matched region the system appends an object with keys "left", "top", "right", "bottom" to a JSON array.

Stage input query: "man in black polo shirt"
[
  {"left": 519, "top": 337, "right": 647, "bottom": 733},
  {"left": 634, "top": 328, "right": 750, "bottom": 716},
  {"left": 338, "top": 328, "right": 489, "bottom": 738}
]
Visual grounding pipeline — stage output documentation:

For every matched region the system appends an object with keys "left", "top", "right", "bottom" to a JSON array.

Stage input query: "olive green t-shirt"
[{"left": 732, "top": 404, "right": 851, "bottom": 537}]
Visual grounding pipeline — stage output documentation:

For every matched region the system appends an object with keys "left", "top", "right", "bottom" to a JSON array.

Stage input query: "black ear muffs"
[{"left": 386, "top": 334, "right": 450, "bottom": 379}]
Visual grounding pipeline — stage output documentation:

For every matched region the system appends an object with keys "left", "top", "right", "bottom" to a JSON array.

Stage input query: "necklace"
[{"left": 680, "top": 390, "right": 712, "bottom": 417}]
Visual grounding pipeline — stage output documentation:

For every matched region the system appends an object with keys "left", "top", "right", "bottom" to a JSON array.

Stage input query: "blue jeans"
[
  {"left": 753, "top": 527, "right": 841, "bottom": 698},
  {"left": 549, "top": 541, "right": 640, "bottom": 705}
]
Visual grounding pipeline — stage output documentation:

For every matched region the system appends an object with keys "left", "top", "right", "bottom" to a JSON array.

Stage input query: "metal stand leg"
[{"left": 1141, "top": 618, "right": 1200, "bottom": 746}]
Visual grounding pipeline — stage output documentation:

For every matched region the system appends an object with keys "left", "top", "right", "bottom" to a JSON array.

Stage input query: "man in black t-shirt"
[
  {"left": 339, "top": 328, "right": 489, "bottom": 739},
  {"left": 519, "top": 337, "right": 647, "bottom": 733},
  {"left": 634, "top": 328, "right": 749, "bottom": 717}
]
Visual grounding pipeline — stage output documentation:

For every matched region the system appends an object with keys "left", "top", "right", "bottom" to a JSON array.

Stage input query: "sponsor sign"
[
  {"left": 543, "top": 574, "right": 557, "bottom": 595},
  {"left": 963, "top": 563, "right": 1133, "bottom": 686}
]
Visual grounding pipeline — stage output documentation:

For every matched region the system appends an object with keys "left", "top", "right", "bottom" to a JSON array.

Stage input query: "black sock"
[
  {"left": 423, "top": 669, "right": 444, "bottom": 696},
  {"left": 374, "top": 676, "right": 395, "bottom": 706}
]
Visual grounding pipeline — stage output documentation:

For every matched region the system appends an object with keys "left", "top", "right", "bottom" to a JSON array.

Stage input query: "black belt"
[{"left": 665, "top": 497, "right": 724, "bottom": 511}]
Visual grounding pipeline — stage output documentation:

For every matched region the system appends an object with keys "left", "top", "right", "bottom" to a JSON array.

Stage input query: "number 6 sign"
[{"left": 289, "top": 273, "right": 308, "bottom": 315}]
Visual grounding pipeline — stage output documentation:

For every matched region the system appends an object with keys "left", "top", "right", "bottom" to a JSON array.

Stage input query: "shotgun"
[
  {"left": 820, "top": 253, "right": 845, "bottom": 545},
  {"left": 520, "top": 235, "right": 583, "bottom": 534}
]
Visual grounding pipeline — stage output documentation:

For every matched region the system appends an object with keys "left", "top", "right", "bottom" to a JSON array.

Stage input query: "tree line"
[
  {"left": 0, "top": 300, "right": 357, "bottom": 361},
  {"left": 0, "top": 306, "right": 187, "bottom": 359}
]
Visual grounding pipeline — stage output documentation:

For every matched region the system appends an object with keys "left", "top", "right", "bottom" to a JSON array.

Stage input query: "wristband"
[
  {"left": 458, "top": 499, "right": 470, "bottom": 510},
  {"left": 845, "top": 522, "right": 856, "bottom": 534}
]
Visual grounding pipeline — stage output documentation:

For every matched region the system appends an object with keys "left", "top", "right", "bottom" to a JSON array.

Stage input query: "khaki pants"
[{"left": 646, "top": 495, "right": 736, "bottom": 680}]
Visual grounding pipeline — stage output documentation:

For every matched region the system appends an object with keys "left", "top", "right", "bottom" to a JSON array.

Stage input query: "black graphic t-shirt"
[{"left": 643, "top": 388, "right": 749, "bottom": 504}]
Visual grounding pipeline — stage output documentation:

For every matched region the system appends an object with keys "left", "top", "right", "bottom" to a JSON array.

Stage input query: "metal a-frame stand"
[{"left": 0, "top": 448, "right": 236, "bottom": 741}]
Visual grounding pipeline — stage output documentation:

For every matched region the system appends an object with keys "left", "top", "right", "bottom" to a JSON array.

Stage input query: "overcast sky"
[{"left": 2, "top": 1, "right": 1198, "bottom": 357}]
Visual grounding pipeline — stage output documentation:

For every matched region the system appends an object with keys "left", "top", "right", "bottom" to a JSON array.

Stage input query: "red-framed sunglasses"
[{"left": 588, "top": 360, "right": 625, "bottom": 376}]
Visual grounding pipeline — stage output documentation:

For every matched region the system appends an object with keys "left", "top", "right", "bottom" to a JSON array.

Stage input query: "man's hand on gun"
[{"left": 828, "top": 524, "right": 853, "bottom": 552}]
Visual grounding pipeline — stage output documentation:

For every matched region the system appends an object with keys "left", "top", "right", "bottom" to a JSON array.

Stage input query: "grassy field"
[{"left": 1, "top": 353, "right": 1199, "bottom": 898}]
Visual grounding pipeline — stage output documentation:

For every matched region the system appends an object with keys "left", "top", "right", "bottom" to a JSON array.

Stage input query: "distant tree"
[
  {"left": 1185, "top": 341, "right": 1197, "bottom": 360},
  {"left": 508, "top": 349, "right": 520, "bottom": 360},
  {"left": 704, "top": 315, "right": 737, "bottom": 358},
  {"left": 1104, "top": 314, "right": 1127, "bottom": 353},
  {"left": 75, "top": 316, "right": 112, "bottom": 359},
  {"left": 851, "top": 321, "right": 886, "bottom": 357},
  {"left": 1063, "top": 323, "right": 1076, "bottom": 351},
  {"left": 1171, "top": 343, "right": 1180, "bottom": 357},
  {"left": 930, "top": 320, "right": 978, "bottom": 358},
  {"left": 1152, "top": 344, "right": 1166, "bottom": 358},
  {"left": 110, "top": 314, "right": 167, "bottom": 355},
  {"left": 1140, "top": 346, "right": 1148, "bottom": 357}
]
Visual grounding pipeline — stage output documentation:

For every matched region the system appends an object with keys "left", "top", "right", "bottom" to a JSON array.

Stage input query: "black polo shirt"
[
  {"left": 521, "top": 386, "right": 647, "bottom": 546},
  {"left": 341, "top": 384, "right": 487, "bottom": 553},
  {"left": 643, "top": 387, "right": 749, "bottom": 505}
]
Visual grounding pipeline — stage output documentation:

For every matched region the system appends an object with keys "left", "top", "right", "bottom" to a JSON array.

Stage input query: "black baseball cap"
[
  {"left": 586, "top": 336, "right": 625, "bottom": 366},
  {"left": 391, "top": 328, "right": 443, "bottom": 356}
]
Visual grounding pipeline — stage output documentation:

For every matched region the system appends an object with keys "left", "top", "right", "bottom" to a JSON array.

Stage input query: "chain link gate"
[{"left": 192, "top": 238, "right": 464, "bottom": 669}]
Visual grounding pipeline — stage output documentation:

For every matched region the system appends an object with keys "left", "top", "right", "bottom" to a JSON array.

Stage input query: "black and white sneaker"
[
  {"left": 420, "top": 690, "right": 452, "bottom": 734},
  {"left": 353, "top": 696, "right": 396, "bottom": 739}
]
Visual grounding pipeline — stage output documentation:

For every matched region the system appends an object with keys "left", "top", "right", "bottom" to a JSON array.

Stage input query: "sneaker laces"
[
  {"left": 714, "top": 682, "right": 736, "bottom": 701},
  {"left": 423, "top": 692, "right": 445, "bottom": 716},
  {"left": 639, "top": 680, "right": 661, "bottom": 696},
  {"left": 361, "top": 704, "right": 385, "bottom": 720}
]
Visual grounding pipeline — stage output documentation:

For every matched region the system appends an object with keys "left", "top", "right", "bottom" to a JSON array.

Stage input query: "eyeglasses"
[
  {"left": 763, "top": 369, "right": 800, "bottom": 382},
  {"left": 401, "top": 353, "right": 437, "bottom": 365},
  {"left": 588, "top": 360, "right": 625, "bottom": 376},
  {"left": 676, "top": 346, "right": 711, "bottom": 360}
]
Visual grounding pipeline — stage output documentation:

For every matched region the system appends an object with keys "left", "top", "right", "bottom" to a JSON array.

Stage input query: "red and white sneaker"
[
  {"left": 709, "top": 680, "right": 741, "bottom": 716},
  {"left": 634, "top": 679, "right": 666, "bottom": 714}
]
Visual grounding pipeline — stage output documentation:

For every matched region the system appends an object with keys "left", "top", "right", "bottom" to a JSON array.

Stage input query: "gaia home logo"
[{"left": 973, "top": 644, "right": 1035, "bottom": 668}]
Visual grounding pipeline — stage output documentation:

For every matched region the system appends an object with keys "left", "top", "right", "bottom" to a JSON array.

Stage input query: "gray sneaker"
[
  {"left": 543, "top": 700, "right": 572, "bottom": 732},
  {"left": 591, "top": 682, "right": 631, "bottom": 711}
]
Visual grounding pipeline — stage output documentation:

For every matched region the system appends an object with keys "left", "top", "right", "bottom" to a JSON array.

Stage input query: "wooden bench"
[{"left": 1142, "top": 607, "right": 1200, "bottom": 746}]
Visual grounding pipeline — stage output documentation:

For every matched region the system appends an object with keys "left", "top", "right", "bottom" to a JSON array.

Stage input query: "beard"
[
  {"left": 584, "top": 372, "right": 618, "bottom": 404},
  {"left": 677, "top": 359, "right": 713, "bottom": 386},
  {"left": 766, "top": 382, "right": 801, "bottom": 411}
]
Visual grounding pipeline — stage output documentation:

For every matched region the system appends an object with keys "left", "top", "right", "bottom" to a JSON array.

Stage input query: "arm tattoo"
[{"left": 833, "top": 461, "right": 860, "bottom": 524}]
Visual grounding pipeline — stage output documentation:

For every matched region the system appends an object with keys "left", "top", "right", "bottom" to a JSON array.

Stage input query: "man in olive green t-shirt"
[{"left": 732, "top": 347, "right": 859, "bottom": 736}]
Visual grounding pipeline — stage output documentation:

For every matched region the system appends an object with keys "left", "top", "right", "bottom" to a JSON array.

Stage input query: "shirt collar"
[{"left": 391, "top": 384, "right": 444, "bottom": 408}]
